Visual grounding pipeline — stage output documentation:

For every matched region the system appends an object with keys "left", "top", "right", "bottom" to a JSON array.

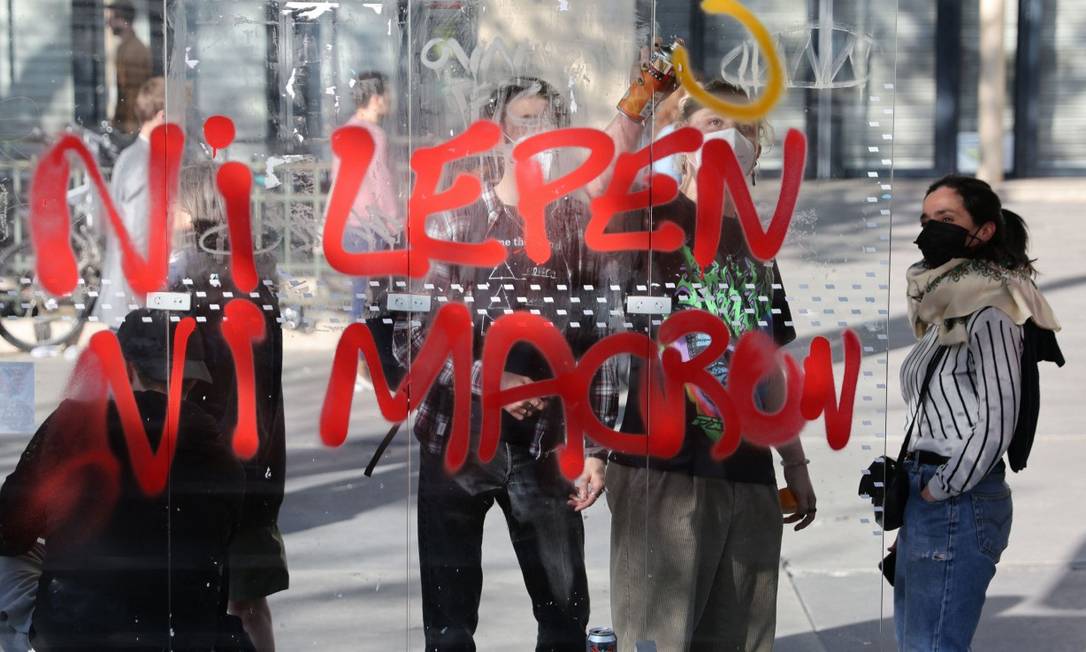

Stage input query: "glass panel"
[
  {"left": 747, "top": 3, "right": 900, "bottom": 646},
  {"left": 635, "top": 2, "right": 898, "bottom": 650},
  {"left": 14, "top": 1, "right": 1051, "bottom": 651},
  {"left": 164, "top": 1, "right": 413, "bottom": 648},
  {"left": 403, "top": 2, "right": 647, "bottom": 647},
  {"left": 1, "top": 1, "right": 174, "bottom": 649},
  {"left": 7, "top": 0, "right": 1086, "bottom": 648}
]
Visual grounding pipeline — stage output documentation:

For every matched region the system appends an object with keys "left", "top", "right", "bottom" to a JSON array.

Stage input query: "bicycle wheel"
[{"left": 0, "top": 238, "right": 98, "bottom": 352}]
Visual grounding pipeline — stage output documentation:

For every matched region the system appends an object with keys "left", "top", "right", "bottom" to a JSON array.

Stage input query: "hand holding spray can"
[{"left": 617, "top": 39, "right": 681, "bottom": 123}]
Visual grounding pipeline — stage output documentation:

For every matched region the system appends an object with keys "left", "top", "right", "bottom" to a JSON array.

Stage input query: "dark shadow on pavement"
[
  {"left": 777, "top": 586, "right": 1086, "bottom": 651},
  {"left": 279, "top": 435, "right": 418, "bottom": 535}
]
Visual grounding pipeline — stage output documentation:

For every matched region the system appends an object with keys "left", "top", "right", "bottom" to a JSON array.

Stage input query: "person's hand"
[
  {"left": 654, "top": 86, "right": 687, "bottom": 127},
  {"left": 619, "top": 38, "right": 685, "bottom": 123},
  {"left": 500, "top": 372, "right": 545, "bottom": 421},
  {"left": 782, "top": 463, "right": 817, "bottom": 531},
  {"left": 636, "top": 37, "right": 685, "bottom": 74},
  {"left": 568, "top": 457, "right": 606, "bottom": 512},
  {"left": 920, "top": 485, "right": 937, "bottom": 503}
]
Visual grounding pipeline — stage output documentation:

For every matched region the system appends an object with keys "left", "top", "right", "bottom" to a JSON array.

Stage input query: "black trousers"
[{"left": 417, "top": 444, "right": 589, "bottom": 652}]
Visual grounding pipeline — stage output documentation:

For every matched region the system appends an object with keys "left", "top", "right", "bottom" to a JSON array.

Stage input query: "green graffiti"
[
  {"left": 692, "top": 414, "right": 724, "bottom": 441},
  {"left": 674, "top": 246, "right": 773, "bottom": 336}
]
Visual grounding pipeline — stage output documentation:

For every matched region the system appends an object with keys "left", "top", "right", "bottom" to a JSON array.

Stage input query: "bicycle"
[
  {"left": 0, "top": 180, "right": 102, "bottom": 353},
  {"left": 0, "top": 122, "right": 124, "bottom": 352}
]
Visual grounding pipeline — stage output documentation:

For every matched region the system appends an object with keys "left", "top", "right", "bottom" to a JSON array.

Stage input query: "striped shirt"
[{"left": 901, "top": 306, "right": 1024, "bottom": 500}]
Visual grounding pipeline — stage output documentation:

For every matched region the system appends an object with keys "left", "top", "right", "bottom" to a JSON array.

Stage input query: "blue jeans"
[
  {"left": 417, "top": 444, "right": 589, "bottom": 651},
  {"left": 346, "top": 228, "right": 370, "bottom": 321},
  {"left": 894, "top": 460, "right": 1012, "bottom": 651}
]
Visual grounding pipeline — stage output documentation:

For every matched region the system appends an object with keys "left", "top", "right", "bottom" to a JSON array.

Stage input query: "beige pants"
[{"left": 606, "top": 464, "right": 783, "bottom": 652}]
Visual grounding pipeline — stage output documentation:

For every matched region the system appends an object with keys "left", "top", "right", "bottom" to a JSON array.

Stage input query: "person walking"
[
  {"left": 338, "top": 72, "right": 399, "bottom": 320},
  {"left": 106, "top": 1, "right": 152, "bottom": 136},
  {"left": 95, "top": 76, "right": 165, "bottom": 330}
]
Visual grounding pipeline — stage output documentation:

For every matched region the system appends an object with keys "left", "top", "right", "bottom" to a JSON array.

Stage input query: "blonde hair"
[
  {"left": 173, "top": 162, "right": 276, "bottom": 283},
  {"left": 676, "top": 79, "right": 772, "bottom": 194},
  {"left": 176, "top": 162, "right": 227, "bottom": 251}
]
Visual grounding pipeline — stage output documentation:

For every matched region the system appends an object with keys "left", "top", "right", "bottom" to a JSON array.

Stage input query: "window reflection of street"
[{"left": 0, "top": 0, "right": 1082, "bottom": 650}]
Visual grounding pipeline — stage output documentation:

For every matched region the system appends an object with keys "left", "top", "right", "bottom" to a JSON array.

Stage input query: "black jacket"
[
  {"left": 170, "top": 248, "right": 287, "bottom": 548},
  {"left": 0, "top": 392, "right": 249, "bottom": 650}
]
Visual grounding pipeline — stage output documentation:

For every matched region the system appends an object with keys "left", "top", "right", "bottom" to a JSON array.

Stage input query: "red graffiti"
[
  {"left": 221, "top": 299, "right": 265, "bottom": 459},
  {"left": 407, "top": 121, "right": 506, "bottom": 277},
  {"left": 567, "top": 332, "right": 667, "bottom": 461},
  {"left": 321, "top": 121, "right": 808, "bottom": 279},
  {"left": 801, "top": 330, "right": 863, "bottom": 450},
  {"left": 320, "top": 302, "right": 474, "bottom": 473},
  {"left": 477, "top": 312, "right": 581, "bottom": 472},
  {"left": 323, "top": 125, "right": 391, "bottom": 276},
  {"left": 24, "top": 353, "right": 120, "bottom": 542},
  {"left": 30, "top": 123, "right": 183, "bottom": 296},
  {"left": 216, "top": 163, "right": 259, "bottom": 293},
  {"left": 26, "top": 116, "right": 862, "bottom": 483},
  {"left": 701, "top": 128, "right": 807, "bottom": 262},
  {"left": 35, "top": 310, "right": 275, "bottom": 501},
  {"left": 656, "top": 310, "right": 744, "bottom": 459},
  {"left": 585, "top": 126, "right": 699, "bottom": 256},
  {"left": 514, "top": 127, "right": 615, "bottom": 264},
  {"left": 33, "top": 118, "right": 806, "bottom": 293},
  {"left": 83, "top": 319, "right": 195, "bottom": 496},
  {"left": 203, "top": 115, "right": 236, "bottom": 158},
  {"left": 723, "top": 329, "right": 806, "bottom": 449},
  {"left": 323, "top": 302, "right": 862, "bottom": 479}
]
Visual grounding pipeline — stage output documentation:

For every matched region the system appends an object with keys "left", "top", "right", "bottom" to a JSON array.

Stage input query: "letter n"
[
  {"left": 801, "top": 329, "right": 862, "bottom": 450},
  {"left": 29, "top": 124, "right": 184, "bottom": 296}
]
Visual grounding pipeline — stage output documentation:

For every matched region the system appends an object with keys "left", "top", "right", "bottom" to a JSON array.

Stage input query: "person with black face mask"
[
  {"left": 892, "top": 175, "right": 1064, "bottom": 651},
  {"left": 913, "top": 219, "right": 985, "bottom": 269}
]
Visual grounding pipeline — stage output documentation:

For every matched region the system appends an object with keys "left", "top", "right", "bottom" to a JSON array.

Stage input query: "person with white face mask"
[
  {"left": 604, "top": 79, "right": 816, "bottom": 652},
  {"left": 688, "top": 126, "right": 758, "bottom": 176}
]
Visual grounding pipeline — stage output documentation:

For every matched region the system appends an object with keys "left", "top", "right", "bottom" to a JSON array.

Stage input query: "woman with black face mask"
[{"left": 893, "top": 175, "right": 1063, "bottom": 651}]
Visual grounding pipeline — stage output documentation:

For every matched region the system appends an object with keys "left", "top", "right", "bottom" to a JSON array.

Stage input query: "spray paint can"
[{"left": 617, "top": 40, "right": 680, "bottom": 123}]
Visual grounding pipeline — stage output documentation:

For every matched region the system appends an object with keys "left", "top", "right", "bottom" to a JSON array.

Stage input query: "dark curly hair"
[{"left": 351, "top": 71, "right": 387, "bottom": 110}]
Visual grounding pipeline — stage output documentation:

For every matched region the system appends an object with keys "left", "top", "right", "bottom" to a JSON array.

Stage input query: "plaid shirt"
[{"left": 397, "top": 185, "right": 619, "bottom": 459}]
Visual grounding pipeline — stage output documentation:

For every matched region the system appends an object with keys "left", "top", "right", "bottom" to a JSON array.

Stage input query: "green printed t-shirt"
[{"left": 610, "top": 196, "right": 796, "bottom": 484}]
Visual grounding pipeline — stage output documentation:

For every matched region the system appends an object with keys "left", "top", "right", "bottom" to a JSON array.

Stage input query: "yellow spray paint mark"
[{"left": 673, "top": 0, "right": 784, "bottom": 121}]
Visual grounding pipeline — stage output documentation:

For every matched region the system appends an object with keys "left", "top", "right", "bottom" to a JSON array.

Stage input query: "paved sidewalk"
[
  {"left": 773, "top": 178, "right": 1086, "bottom": 651},
  {"left": 1, "top": 178, "right": 1083, "bottom": 649}
]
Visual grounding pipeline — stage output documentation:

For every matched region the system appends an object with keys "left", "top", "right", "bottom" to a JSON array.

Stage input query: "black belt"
[
  {"left": 905, "top": 451, "right": 951, "bottom": 466},
  {"left": 906, "top": 451, "right": 1007, "bottom": 473}
]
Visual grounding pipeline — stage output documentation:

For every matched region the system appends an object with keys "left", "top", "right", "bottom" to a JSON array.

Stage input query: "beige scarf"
[{"left": 906, "top": 258, "right": 1061, "bottom": 345}]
